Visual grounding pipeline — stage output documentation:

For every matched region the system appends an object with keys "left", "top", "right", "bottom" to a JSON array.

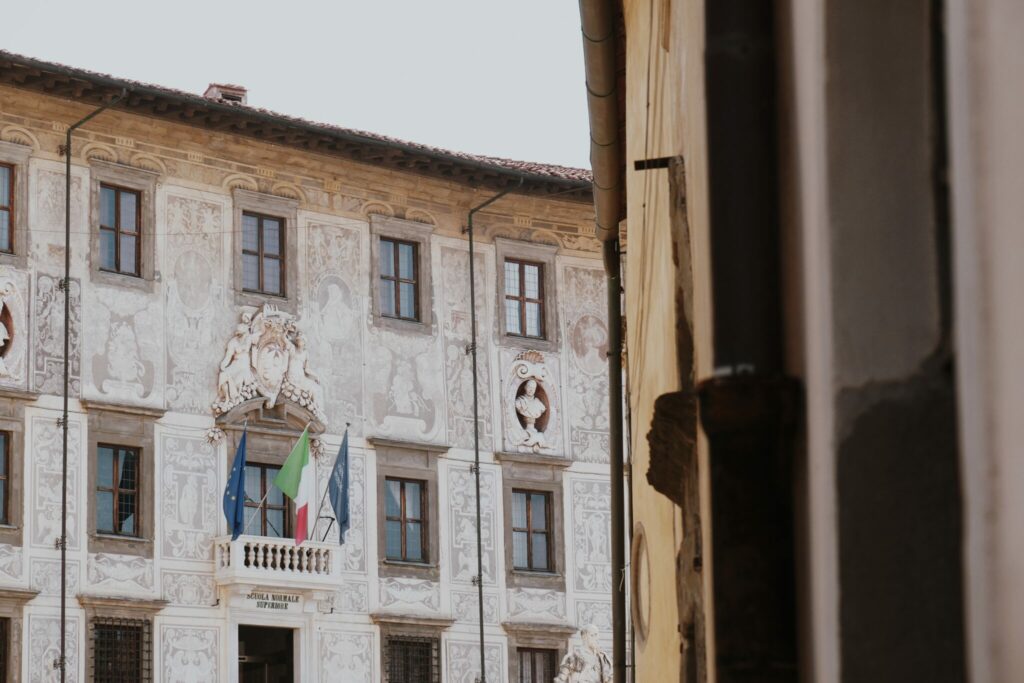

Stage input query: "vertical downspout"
[
  {"left": 465, "top": 180, "right": 520, "bottom": 683},
  {"left": 700, "top": 2, "right": 799, "bottom": 682},
  {"left": 59, "top": 89, "right": 125, "bottom": 681},
  {"left": 604, "top": 239, "right": 626, "bottom": 683},
  {"left": 578, "top": 1, "right": 627, "bottom": 680}
]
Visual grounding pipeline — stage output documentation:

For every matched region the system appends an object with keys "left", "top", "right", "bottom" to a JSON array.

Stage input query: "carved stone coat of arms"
[{"left": 213, "top": 304, "right": 325, "bottom": 421}]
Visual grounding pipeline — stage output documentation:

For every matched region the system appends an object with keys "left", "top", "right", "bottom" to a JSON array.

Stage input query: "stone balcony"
[{"left": 214, "top": 535, "right": 343, "bottom": 592}]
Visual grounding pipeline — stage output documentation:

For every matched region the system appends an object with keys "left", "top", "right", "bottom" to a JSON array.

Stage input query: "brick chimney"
[{"left": 203, "top": 83, "right": 247, "bottom": 105}]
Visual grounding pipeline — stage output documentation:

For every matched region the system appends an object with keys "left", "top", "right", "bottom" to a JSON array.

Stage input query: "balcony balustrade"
[{"left": 213, "top": 535, "right": 342, "bottom": 591}]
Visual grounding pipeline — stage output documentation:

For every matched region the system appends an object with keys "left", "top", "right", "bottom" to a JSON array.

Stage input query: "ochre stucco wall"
[{"left": 622, "top": 0, "right": 715, "bottom": 680}]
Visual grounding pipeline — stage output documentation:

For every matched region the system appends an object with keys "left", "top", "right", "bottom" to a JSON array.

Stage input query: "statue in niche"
[
  {"left": 507, "top": 349, "right": 556, "bottom": 454},
  {"left": 0, "top": 282, "right": 15, "bottom": 378},
  {"left": 555, "top": 625, "right": 612, "bottom": 683},
  {"left": 515, "top": 379, "right": 548, "bottom": 450},
  {"left": 213, "top": 304, "right": 326, "bottom": 421}
]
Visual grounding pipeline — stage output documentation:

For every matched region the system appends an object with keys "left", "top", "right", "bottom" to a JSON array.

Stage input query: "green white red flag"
[{"left": 274, "top": 426, "right": 313, "bottom": 546}]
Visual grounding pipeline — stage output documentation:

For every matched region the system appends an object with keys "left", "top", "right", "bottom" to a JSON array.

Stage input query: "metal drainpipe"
[
  {"left": 578, "top": 0, "right": 627, "bottom": 680},
  {"left": 604, "top": 239, "right": 626, "bottom": 682},
  {"left": 464, "top": 179, "right": 521, "bottom": 682},
  {"left": 700, "top": 1, "right": 799, "bottom": 681},
  {"left": 58, "top": 89, "right": 126, "bottom": 681}
]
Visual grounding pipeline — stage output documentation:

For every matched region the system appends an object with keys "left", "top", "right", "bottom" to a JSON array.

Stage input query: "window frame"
[
  {"left": 241, "top": 210, "right": 286, "bottom": 297},
  {"left": 504, "top": 259, "right": 546, "bottom": 339},
  {"left": 0, "top": 163, "right": 14, "bottom": 255},
  {"left": 231, "top": 189, "right": 298, "bottom": 312},
  {"left": 243, "top": 462, "right": 291, "bottom": 538},
  {"left": 98, "top": 183, "right": 142, "bottom": 277},
  {"left": 91, "top": 616, "right": 152, "bottom": 682},
  {"left": 379, "top": 237, "right": 420, "bottom": 321},
  {"left": 374, "top": 441, "right": 443, "bottom": 580},
  {"left": 384, "top": 634, "right": 440, "bottom": 683},
  {"left": 517, "top": 647, "right": 558, "bottom": 683},
  {"left": 95, "top": 443, "right": 141, "bottom": 538},
  {"left": 368, "top": 214, "right": 435, "bottom": 334},
  {"left": 499, "top": 452, "right": 567, "bottom": 590},
  {"left": 384, "top": 476, "right": 427, "bottom": 563},
  {"left": 88, "top": 160, "right": 158, "bottom": 290},
  {"left": 494, "top": 238, "right": 559, "bottom": 351},
  {"left": 511, "top": 489, "right": 553, "bottom": 572}
]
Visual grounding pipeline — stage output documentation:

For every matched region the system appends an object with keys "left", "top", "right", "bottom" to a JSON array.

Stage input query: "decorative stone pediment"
[{"left": 213, "top": 304, "right": 325, "bottom": 421}]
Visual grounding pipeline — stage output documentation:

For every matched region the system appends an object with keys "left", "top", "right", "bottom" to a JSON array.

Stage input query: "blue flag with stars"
[
  {"left": 223, "top": 429, "right": 248, "bottom": 540},
  {"left": 328, "top": 430, "right": 350, "bottom": 545}
]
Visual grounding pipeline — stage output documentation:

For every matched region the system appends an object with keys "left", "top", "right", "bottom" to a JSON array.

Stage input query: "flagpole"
[
  {"left": 240, "top": 488, "right": 271, "bottom": 536},
  {"left": 313, "top": 423, "right": 349, "bottom": 542}
]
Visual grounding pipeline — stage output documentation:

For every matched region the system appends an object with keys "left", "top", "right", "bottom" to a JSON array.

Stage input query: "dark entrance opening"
[{"left": 238, "top": 625, "right": 294, "bottom": 683}]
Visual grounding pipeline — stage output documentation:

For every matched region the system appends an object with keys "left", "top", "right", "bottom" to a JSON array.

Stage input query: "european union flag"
[
  {"left": 328, "top": 430, "right": 350, "bottom": 544},
  {"left": 223, "top": 429, "right": 248, "bottom": 540}
]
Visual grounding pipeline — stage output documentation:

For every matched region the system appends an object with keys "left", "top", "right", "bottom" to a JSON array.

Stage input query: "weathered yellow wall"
[{"left": 622, "top": 0, "right": 715, "bottom": 680}]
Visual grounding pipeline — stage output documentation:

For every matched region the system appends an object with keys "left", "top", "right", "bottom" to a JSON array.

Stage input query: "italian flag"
[{"left": 274, "top": 427, "right": 314, "bottom": 546}]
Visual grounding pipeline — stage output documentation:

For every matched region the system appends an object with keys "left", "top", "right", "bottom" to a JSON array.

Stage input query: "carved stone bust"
[
  {"left": 506, "top": 350, "right": 556, "bottom": 453},
  {"left": 555, "top": 625, "right": 612, "bottom": 683}
]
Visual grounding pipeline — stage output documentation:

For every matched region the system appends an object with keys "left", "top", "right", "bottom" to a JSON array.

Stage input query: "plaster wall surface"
[{"left": 0, "top": 83, "right": 612, "bottom": 682}]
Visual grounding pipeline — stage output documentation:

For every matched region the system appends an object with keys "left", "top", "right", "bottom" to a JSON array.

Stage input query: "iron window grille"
[
  {"left": 244, "top": 463, "right": 290, "bottom": 538},
  {"left": 92, "top": 617, "right": 152, "bottom": 682},
  {"left": 385, "top": 635, "right": 440, "bottom": 683},
  {"left": 504, "top": 259, "right": 545, "bottom": 338},
  {"left": 518, "top": 647, "right": 558, "bottom": 683},
  {"left": 379, "top": 237, "right": 419, "bottom": 321},
  {"left": 384, "top": 477, "right": 427, "bottom": 562},
  {"left": 511, "top": 489, "right": 552, "bottom": 571},
  {"left": 99, "top": 184, "right": 141, "bottom": 276},
  {"left": 241, "top": 211, "right": 285, "bottom": 296},
  {"left": 0, "top": 163, "right": 13, "bottom": 254},
  {"left": 96, "top": 444, "right": 140, "bottom": 537}
]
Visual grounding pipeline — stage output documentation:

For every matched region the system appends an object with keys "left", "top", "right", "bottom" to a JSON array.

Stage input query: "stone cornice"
[
  {"left": 501, "top": 621, "right": 578, "bottom": 637},
  {"left": 370, "top": 612, "right": 455, "bottom": 630},
  {"left": 367, "top": 436, "right": 452, "bottom": 455}
]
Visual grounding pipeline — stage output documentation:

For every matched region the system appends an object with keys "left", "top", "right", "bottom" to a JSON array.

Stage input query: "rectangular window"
[
  {"left": 244, "top": 463, "right": 289, "bottom": 538},
  {"left": 512, "top": 490, "right": 551, "bottom": 571},
  {"left": 379, "top": 237, "right": 419, "bottom": 321},
  {"left": 384, "top": 477, "right": 426, "bottom": 562},
  {"left": 504, "top": 259, "right": 545, "bottom": 338},
  {"left": 386, "top": 636, "right": 439, "bottom": 683},
  {"left": 99, "top": 184, "right": 141, "bottom": 276},
  {"left": 0, "top": 431, "right": 9, "bottom": 525},
  {"left": 518, "top": 648, "right": 557, "bottom": 683},
  {"left": 92, "top": 617, "right": 151, "bottom": 682},
  {"left": 241, "top": 211, "right": 285, "bottom": 296},
  {"left": 96, "top": 445, "right": 139, "bottom": 537},
  {"left": 0, "top": 163, "right": 13, "bottom": 254}
]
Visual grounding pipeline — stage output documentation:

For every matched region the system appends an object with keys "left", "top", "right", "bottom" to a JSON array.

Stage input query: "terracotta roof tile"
[{"left": 0, "top": 50, "right": 593, "bottom": 185}]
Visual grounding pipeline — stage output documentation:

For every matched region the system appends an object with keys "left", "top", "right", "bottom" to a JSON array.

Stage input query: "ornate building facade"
[{"left": 0, "top": 52, "right": 610, "bottom": 682}]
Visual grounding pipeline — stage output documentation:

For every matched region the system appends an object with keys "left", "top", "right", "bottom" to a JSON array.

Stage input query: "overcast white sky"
[{"left": 3, "top": 0, "right": 591, "bottom": 169}]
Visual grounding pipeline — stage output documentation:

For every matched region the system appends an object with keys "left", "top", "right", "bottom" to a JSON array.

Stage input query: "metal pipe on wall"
[
  {"left": 604, "top": 239, "right": 627, "bottom": 683},
  {"left": 59, "top": 88, "right": 126, "bottom": 681},
  {"left": 578, "top": 1, "right": 628, "bottom": 680},
  {"left": 464, "top": 179, "right": 521, "bottom": 683}
]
